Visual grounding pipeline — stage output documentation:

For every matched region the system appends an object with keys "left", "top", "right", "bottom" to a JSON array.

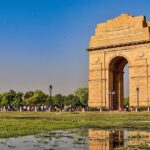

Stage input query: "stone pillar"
[
  {"left": 35, "top": 106, "right": 37, "bottom": 112},
  {"left": 118, "top": 72, "right": 124, "bottom": 110},
  {"left": 20, "top": 107, "right": 22, "bottom": 112}
]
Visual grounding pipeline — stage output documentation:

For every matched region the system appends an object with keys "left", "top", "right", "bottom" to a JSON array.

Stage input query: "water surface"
[{"left": 0, "top": 129, "right": 150, "bottom": 150}]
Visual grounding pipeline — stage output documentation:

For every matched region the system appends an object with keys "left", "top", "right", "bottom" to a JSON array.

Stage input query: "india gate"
[{"left": 87, "top": 14, "right": 150, "bottom": 110}]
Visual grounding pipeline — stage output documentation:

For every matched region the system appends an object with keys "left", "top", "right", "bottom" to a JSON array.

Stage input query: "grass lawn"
[{"left": 0, "top": 111, "right": 150, "bottom": 138}]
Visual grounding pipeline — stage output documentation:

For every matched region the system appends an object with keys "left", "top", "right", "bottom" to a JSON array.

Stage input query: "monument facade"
[{"left": 87, "top": 14, "right": 150, "bottom": 109}]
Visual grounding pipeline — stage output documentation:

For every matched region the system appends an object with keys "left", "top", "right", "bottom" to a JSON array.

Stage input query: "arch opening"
[{"left": 109, "top": 56, "right": 129, "bottom": 110}]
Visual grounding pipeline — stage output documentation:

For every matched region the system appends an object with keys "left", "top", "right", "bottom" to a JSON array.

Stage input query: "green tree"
[
  {"left": 53, "top": 94, "right": 64, "bottom": 108},
  {"left": 1, "top": 93, "right": 9, "bottom": 106},
  {"left": 12, "top": 92, "right": 24, "bottom": 108},
  {"left": 32, "top": 90, "right": 46, "bottom": 105},
  {"left": 64, "top": 94, "right": 80, "bottom": 107},
  {"left": 24, "top": 91, "right": 34, "bottom": 105},
  {"left": 24, "top": 90, "right": 47, "bottom": 106},
  {"left": 124, "top": 97, "right": 129, "bottom": 105},
  {"left": 0, "top": 94, "right": 2, "bottom": 106},
  {"left": 0, "top": 90, "right": 16, "bottom": 108},
  {"left": 74, "top": 88, "right": 88, "bottom": 106},
  {"left": 45, "top": 95, "right": 53, "bottom": 106}
]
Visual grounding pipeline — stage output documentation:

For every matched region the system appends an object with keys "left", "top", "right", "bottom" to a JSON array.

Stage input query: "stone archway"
[
  {"left": 109, "top": 56, "right": 128, "bottom": 110},
  {"left": 87, "top": 14, "right": 150, "bottom": 109}
]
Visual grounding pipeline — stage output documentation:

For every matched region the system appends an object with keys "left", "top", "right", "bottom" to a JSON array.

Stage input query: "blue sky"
[{"left": 0, "top": 0, "right": 150, "bottom": 95}]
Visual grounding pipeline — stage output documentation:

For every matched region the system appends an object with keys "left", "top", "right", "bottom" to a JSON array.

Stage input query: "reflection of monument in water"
[
  {"left": 88, "top": 129, "right": 150, "bottom": 150},
  {"left": 88, "top": 129, "right": 124, "bottom": 150}
]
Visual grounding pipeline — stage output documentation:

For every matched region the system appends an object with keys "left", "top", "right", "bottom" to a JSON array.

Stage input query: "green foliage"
[
  {"left": 0, "top": 87, "right": 88, "bottom": 108},
  {"left": 24, "top": 90, "right": 47, "bottom": 106},
  {"left": 0, "top": 90, "right": 16, "bottom": 108},
  {"left": 24, "top": 91, "right": 34, "bottom": 99},
  {"left": 130, "top": 106, "right": 149, "bottom": 111},
  {"left": 64, "top": 94, "right": 80, "bottom": 106},
  {"left": 24, "top": 91, "right": 34, "bottom": 105},
  {"left": 1, "top": 94, "right": 9, "bottom": 106},
  {"left": 88, "top": 107, "right": 100, "bottom": 111},
  {"left": 12, "top": 92, "right": 24, "bottom": 108},
  {"left": 53, "top": 94, "right": 64, "bottom": 107},
  {"left": 33, "top": 90, "right": 46, "bottom": 105},
  {"left": 74, "top": 88, "right": 88, "bottom": 106},
  {"left": 88, "top": 107, "right": 109, "bottom": 111},
  {"left": 45, "top": 95, "right": 53, "bottom": 106},
  {"left": 124, "top": 97, "right": 129, "bottom": 105},
  {"left": 137, "top": 106, "right": 149, "bottom": 111}
]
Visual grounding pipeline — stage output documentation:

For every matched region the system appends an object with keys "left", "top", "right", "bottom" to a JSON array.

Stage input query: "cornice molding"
[{"left": 87, "top": 40, "right": 150, "bottom": 51}]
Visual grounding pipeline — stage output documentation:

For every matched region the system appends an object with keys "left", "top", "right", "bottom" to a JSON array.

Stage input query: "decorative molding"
[{"left": 87, "top": 40, "right": 150, "bottom": 51}]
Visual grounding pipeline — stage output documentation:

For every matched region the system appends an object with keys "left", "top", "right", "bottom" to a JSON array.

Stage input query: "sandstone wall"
[{"left": 88, "top": 14, "right": 150, "bottom": 108}]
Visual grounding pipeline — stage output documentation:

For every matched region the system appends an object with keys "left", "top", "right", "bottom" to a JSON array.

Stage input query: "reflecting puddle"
[
  {"left": 88, "top": 129, "right": 150, "bottom": 150},
  {"left": 0, "top": 129, "right": 150, "bottom": 150}
]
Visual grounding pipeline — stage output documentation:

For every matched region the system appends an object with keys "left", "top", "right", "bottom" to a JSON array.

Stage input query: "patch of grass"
[
  {"left": 0, "top": 112, "right": 149, "bottom": 138},
  {"left": 129, "top": 134, "right": 149, "bottom": 139},
  {"left": 115, "top": 147, "right": 126, "bottom": 150},
  {"left": 129, "top": 143, "right": 150, "bottom": 149}
]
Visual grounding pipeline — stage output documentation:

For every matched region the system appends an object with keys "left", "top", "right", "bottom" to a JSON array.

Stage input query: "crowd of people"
[{"left": 0, "top": 105, "right": 88, "bottom": 112}]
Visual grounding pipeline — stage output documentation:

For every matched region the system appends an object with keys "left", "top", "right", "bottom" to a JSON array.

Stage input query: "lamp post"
[
  {"left": 49, "top": 85, "right": 52, "bottom": 97},
  {"left": 136, "top": 86, "right": 139, "bottom": 111},
  {"left": 49, "top": 85, "right": 53, "bottom": 107},
  {"left": 108, "top": 90, "right": 115, "bottom": 110},
  {"left": 108, "top": 91, "right": 111, "bottom": 110}
]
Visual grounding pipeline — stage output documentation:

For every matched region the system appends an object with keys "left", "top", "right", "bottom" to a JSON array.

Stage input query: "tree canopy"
[{"left": 0, "top": 88, "right": 88, "bottom": 109}]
